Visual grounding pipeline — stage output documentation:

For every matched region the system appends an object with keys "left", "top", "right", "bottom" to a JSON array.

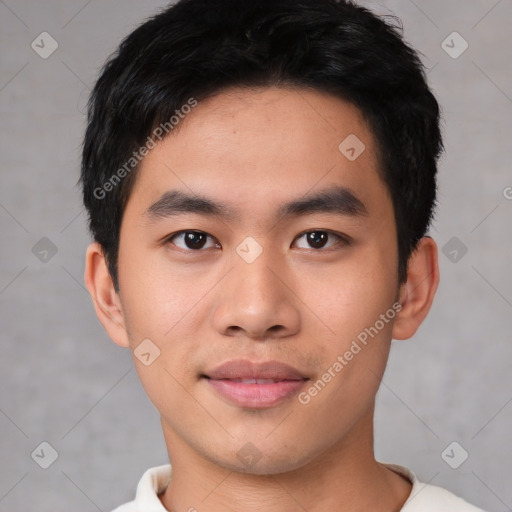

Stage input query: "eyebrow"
[{"left": 143, "top": 185, "right": 368, "bottom": 224}]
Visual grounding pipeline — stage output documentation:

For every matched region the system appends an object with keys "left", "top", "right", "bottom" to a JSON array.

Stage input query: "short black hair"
[{"left": 80, "top": 0, "right": 443, "bottom": 291}]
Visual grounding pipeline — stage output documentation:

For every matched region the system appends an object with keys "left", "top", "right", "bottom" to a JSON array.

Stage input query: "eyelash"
[{"left": 164, "top": 229, "right": 351, "bottom": 253}]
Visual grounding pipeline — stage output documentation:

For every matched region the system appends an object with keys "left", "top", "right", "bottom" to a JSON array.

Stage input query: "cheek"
[
  {"left": 295, "top": 261, "right": 397, "bottom": 426},
  {"left": 117, "top": 239, "right": 202, "bottom": 341},
  {"left": 296, "top": 246, "right": 398, "bottom": 339},
  {"left": 118, "top": 258, "right": 208, "bottom": 411}
]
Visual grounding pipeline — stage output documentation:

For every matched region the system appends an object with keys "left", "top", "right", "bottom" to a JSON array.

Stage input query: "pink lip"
[
  {"left": 206, "top": 379, "right": 307, "bottom": 408},
  {"left": 203, "top": 359, "right": 309, "bottom": 409}
]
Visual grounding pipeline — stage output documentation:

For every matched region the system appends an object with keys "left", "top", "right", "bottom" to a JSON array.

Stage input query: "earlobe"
[
  {"left": 392, "top": 236, "right": 440, "bottom": 341},
  {"left": 84, "top": 242, "right": 130, "bottom": 348}
]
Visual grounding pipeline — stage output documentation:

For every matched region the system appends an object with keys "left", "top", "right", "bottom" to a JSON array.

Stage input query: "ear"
[
  {"left": 392, "top": 236, "right": 439, "bottom": 340},
  {"left": 84, "top": 242, "right": 130, "bottom": 348}
]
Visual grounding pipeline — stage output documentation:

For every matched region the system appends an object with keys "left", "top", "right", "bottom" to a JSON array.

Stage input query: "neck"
[{"left": 159, "top": 406, "right": 411, "bottom": 512}]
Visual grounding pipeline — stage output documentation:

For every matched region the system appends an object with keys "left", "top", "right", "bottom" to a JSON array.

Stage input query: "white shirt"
[{"left": 111, "top": 463, "right": 486, "bottom": 512}]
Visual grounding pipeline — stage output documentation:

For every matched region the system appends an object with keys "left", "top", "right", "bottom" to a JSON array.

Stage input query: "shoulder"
[{"left": 383, "top": 463, "right": 487, "bottom": 512}]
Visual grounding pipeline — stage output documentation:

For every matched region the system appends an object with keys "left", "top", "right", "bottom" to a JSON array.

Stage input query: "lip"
[
  {"left": 202, "top": 359, "right": 309, "bottom": 409},
  {"left": 204, "top": 359, "right": 308, "bottom": 380}
]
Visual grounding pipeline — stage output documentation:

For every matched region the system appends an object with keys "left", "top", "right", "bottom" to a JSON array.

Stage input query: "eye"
[
  {"left": 293, "top": 230, "right": 349, "bottom": 250},
  {"left": 165, "top": 229, "right": 350, "bottom": 252},
  {"left": 166, "top": 231, "right": 219, "bottom": 251}
]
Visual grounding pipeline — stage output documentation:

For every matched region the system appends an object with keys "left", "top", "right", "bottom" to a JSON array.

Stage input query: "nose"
[{"left": 211, "top": 248, "right": 301, "bottom": 341}]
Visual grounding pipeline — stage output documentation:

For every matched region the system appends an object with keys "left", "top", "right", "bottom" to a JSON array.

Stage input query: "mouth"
[
  {"left": 201, "top": 359, "right": 310, "bottom": 409},
  {"left": 217, "top": 378, "right": 294, "bottom": 384}
]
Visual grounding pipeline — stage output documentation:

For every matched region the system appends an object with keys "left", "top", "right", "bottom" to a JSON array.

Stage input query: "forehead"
[{"left": 125, "top": 86, "right": 392, "bottom": 226}]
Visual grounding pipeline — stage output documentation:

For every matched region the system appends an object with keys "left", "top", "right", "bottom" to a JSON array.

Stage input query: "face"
[{"left": 115, "top": 86, "right": 401, "bottom": 474}]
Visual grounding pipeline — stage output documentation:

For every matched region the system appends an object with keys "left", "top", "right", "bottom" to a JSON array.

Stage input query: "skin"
[{"left": 85, "top": 86, "right": 439, "bottom": 511}]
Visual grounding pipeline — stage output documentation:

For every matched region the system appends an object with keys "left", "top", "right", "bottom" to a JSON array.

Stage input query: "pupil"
[
  {"left": 308, "top": 231, "right": 327, "bottom": 249},
  {"left": 185, "top": 232, "right": 206, "bottom": 249}
]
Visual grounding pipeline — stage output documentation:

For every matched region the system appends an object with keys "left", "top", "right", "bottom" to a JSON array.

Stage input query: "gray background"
[{"left": 1, "top": 0, "right": 511, "bottom": 510}]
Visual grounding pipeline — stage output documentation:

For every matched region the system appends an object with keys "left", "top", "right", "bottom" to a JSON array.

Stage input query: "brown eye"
[
  {"left": 293, "top": 230, "right": 349, "bottom": 250},
  {"left": 306, "top": 231, "right": 329, "bottom": 249},
  {"left": 167, "top": 231, "right": 218, "bottom": 251}
]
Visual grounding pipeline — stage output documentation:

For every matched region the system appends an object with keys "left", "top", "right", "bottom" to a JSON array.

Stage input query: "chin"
[{"left": 205, "top": 440, "right": 317, "bottom": 476}]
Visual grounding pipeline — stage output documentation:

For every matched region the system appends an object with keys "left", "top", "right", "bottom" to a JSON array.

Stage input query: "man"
[{"left": 81, "top": 0, "right": 486, "bottom": 510}]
